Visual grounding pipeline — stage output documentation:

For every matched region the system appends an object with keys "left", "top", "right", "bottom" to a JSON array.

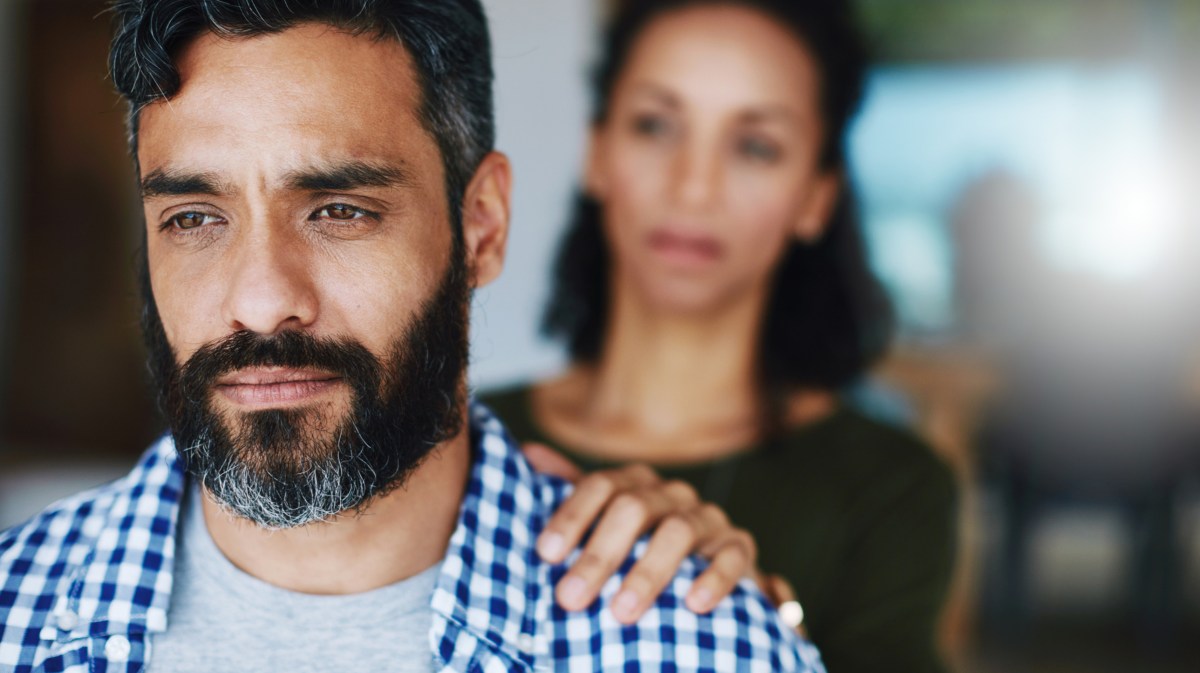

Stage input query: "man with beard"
[{"left": 0, "top": 1, "right": 824, "bottom": 672}]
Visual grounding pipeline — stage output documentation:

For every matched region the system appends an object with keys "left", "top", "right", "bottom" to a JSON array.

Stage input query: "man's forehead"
[
  {"left": 136, "top": 23, "right": 436, "bottom": 186},
  {"left": 172, "top": 22, "right": 418, "bottom": 94},
  {"left": 164, "top": 23, "right": 418, "bottom": 112}
]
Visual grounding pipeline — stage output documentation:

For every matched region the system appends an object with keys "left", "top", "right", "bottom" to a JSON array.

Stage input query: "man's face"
[{"left": 137, "top": 24, "right": 472, "bottom": 528}]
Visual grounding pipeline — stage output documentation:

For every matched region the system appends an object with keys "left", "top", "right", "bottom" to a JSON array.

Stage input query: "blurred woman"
[{"left": 485, "top": 1, "right": 957, "bottom": 671}]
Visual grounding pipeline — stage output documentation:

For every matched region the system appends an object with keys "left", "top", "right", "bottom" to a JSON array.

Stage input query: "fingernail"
[
  {"left": 559, "top": 576, "right": 587, "bottom": 607},
  {"left": 538, "top": 532, "right": 565, "bottom": 560},
  {"left": 687, "top": 587, "right": 713, "bottom": 612},
  {"left": 613, "top": 590, "right": 639, "bottom": 620}
]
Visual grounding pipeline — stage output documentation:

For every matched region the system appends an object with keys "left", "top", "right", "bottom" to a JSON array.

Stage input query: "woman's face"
[{"left": 588, "top": 5, "right": 839, "bottom": 314}]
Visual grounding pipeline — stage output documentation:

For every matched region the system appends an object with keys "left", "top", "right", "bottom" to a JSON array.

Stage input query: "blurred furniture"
[{"left": 874, "top": 344, "right": 1002, "bottom": 667}]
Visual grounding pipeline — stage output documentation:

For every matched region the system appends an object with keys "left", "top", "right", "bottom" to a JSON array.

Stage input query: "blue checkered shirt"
[{"left": 1, "top": 403, "right": 824, "bottom": 672}]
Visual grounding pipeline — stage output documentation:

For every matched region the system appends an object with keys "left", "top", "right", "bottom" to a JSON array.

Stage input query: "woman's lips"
[
  {"left": 215, "top": 367, "right": 343, "bottom": 408},
  {"left": 646, "top": 228, "right": 723, "bottom": 267}
]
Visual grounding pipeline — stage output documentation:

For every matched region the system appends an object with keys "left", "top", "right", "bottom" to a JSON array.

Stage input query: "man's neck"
[{"left": 198, "top": 430, "right": 471, "bottom": 595}]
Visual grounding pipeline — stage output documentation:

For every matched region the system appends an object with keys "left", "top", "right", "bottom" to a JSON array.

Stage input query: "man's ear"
[
  {"left": 461, "top": 151, "right": 513, "bottom": 288},
  {"left": 793, "top": 171, "right": 841, "bottom": 243}
]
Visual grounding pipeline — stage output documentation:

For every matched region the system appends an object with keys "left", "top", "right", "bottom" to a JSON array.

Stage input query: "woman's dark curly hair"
[{"left": 543, "top": 0, "right": 894, "bottom": 412}]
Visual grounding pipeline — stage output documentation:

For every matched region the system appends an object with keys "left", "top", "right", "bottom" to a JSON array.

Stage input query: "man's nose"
[{"left": 219, "top": 224, "right": 318, "bottom": 335}]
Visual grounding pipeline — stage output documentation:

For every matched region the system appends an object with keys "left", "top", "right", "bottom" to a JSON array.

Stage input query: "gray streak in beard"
[{"left": 187, "top": 422, "right": 382, "bottom": 530}]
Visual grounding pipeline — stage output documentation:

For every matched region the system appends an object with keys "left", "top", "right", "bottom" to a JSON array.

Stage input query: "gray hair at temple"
[{"left": 107, "top": 0, "right": 495, "bottom": 223}]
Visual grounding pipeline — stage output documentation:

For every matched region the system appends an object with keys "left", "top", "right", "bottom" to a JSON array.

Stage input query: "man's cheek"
[{"left": 158, "top": 300, "right": 223, "bottom": 362}]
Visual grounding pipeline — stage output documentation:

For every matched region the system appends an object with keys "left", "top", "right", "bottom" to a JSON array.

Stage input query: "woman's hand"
[{"left": 523, "top": 442, "right": 758, "bottom": 624}]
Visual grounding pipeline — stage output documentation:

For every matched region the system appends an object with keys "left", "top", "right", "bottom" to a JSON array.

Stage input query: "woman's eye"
[
  {"left": 165, "top": 212, "right": 221, "bottom": 231},
  {"left": 631, "top": 113, "right": 672, "bottom": 138},
  {"left": 315, "top": 204, "right": 368, "bottom": 221},
  {"left": 737, "top": 137, "right": 782, "bottom": 163}
]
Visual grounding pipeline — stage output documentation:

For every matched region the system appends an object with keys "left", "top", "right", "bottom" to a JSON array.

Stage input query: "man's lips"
[{"left": 215, "top": 367, "right": 343, "bottom": 408}]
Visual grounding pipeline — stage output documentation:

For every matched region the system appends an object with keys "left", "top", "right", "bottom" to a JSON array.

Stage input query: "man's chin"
[
  {"left": 196, "top": 440, "right": 383, "bottom": 530},
  {"left": 219, "top": 410, "right": 347, "bottom": 464}
]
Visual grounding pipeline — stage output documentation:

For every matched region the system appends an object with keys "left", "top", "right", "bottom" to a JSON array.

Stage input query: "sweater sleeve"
[{"left": 807, "top": 452, "right": 959, "bottom": 673}]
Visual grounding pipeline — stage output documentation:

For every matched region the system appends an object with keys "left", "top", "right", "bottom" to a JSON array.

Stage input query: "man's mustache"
[{"left": 176, "top": 330, "right": 382, "bottom": 397}]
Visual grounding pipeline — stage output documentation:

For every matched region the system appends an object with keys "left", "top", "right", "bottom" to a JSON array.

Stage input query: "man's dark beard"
[{"left": 140, "top": 249, "right": 470, "bottom": 529}]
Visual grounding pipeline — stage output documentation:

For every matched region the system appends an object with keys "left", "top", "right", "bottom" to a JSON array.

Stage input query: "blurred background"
[{"left": 0, "top": 1, "right": 1197, "bottom": 671}]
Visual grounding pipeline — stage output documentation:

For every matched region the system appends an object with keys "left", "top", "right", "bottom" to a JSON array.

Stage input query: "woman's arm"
[{"left": 812, "top": 457, "right": 958, "bottom": 673}]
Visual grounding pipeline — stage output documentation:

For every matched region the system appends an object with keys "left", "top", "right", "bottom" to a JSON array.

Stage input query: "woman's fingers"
[
  {"left": 609, "top": 513, "right": 700, "bottom": 623},
  {"left": 522, "top": 442, "right": 584, "bottom": 482},
  {"left": 685, "top": 528, "right": 757, "bottom": 613},
  {"left": 536, "top": 462, "right": 760, "bottom": 623},
  {"left": 554, "top": 480, "right": 688, "bottom": 611},
  {"left": 536, "top": 465, "right": 659, "bottom": 563}
]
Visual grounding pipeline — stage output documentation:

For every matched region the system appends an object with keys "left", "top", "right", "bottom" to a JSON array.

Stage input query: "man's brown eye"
[
  {"left": 167, "top": 212, "right": 215, "bottom": 230},
  {"left": 320, "top": 204, "right": 364, "bottom": 220}
]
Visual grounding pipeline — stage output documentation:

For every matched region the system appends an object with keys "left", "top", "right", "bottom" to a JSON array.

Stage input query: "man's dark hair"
[
  {"left": 108, "top": 0, "right": 494, "bottom": 222},
  {"left": 543, "top": 0, "right": 894, "bottom": 425}
]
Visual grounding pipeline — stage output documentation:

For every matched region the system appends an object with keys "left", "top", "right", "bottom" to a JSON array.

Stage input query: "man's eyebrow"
[
  {"left": 140, "top": 169, "right": 232, "bottom": 199},
  {"left": 284, "top": 161, "right": 414, "bottom": 192}
]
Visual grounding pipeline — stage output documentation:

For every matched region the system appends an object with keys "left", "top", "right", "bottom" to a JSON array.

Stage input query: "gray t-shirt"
[{"left": 149, "top": 485, "right": 439, "bottom": 673}]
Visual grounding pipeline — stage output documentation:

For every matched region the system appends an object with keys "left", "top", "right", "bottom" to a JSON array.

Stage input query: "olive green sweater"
[{"left": 480, "top": 384, "right": 958, "bottom": 673}]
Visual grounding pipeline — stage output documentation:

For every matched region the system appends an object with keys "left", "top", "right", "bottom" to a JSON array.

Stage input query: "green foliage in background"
[{"left": 856, "top": 0, "right": 1196, "bottom": 62}]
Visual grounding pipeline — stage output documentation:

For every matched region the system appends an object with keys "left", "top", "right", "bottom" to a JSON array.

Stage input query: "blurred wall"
[
  {"left": 469, "top": 0, "right": 595, "bottom": 389},
  {"left": 0, "top": 1, "right": 24, "bottom": 420},
  {"left": 0, "top": 0, "right": 154, "bottom": 458}
]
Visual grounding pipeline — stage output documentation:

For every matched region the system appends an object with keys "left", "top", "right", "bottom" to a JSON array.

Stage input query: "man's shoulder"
[
  {"left": 2, "top": 439, "right": 178, "bottom": 544},
  {"left": 0, "top": 477, "right": 128, "bottom": 669},
  {"left": 0, "top": 438, "right": 182, "bottom": 614},
  {"left": 476, "top": 470, "right": 826, "bottom": 671},
  {"left": 2, "top": 474, "right": 125, "bottom": 572},
  {"left": 546, "top": 534, "right": 825, "bottom": 672},
  {"left": 528, "top": 469, "right": 823, "bottom": 671},
  {"left": 458, "top": 405, "right": 825, "bottom": 671}
]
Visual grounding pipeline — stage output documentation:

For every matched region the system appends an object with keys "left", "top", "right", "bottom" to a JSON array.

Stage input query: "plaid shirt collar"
[
  {"left": 430, "top": 403, "right": 560, "bottom": 670},
  {"left": 2, "top": 402, "right": 822, "bottom": 672}
]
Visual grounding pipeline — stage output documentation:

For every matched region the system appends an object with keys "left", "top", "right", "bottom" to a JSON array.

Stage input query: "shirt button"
[
  {"left": 55, "top": 610, "right": 79, "bottom": 631},
  {"left": 517, "top": 633, "right": 536, "bottom": 654},
  {"left": 104, "top": 635, "right": 132, "bottom": 662}
]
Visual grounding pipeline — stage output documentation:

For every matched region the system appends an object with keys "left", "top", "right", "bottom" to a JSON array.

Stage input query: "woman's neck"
[
  {"left": 536, "top": 275, "right": 779, "bottom": 464},
  {"left": 596, "top": 282, "right": 765, "bottom": 433}
]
